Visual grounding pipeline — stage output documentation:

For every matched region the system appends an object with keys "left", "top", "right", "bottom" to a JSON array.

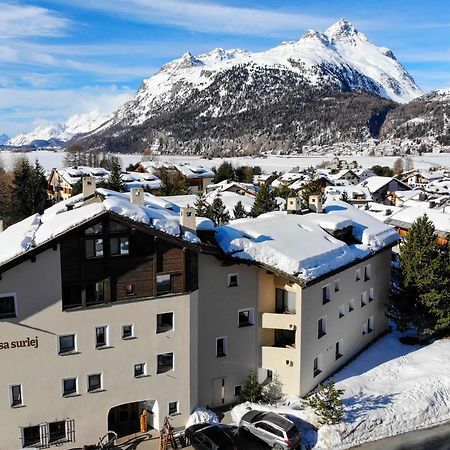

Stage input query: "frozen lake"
[{"left": 1, "top": 150, "right": 450, "bottom": 173}]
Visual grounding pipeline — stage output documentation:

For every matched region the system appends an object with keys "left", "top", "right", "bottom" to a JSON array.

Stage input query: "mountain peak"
[{"left": 325, "top": 18, "right": 360, "bottom": 39}]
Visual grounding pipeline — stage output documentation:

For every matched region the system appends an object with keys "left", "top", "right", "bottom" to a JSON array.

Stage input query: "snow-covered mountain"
[
  {"left": 381, "top": 88, "right": 450, "bottom": 145},
  {"left": 8, "top": 110, "right": 110, "bottom": 147},
  {"left": 0, "top": 134, "right": 10, "bottom": 145},
  {"left": 78, "top": 19, "right": 423, "bottom": 154}
]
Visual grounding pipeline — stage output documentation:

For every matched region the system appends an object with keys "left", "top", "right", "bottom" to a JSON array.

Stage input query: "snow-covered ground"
[
  {"left": 231, "top": 331, "right": 450, "bottom": 449},
  {"left": 1, "top": 150, "right": 450, "bottom": 173}
]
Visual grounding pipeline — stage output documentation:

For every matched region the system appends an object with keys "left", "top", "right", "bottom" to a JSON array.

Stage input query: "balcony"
[
  {"left": 262, "top": 312, "right": 297, "bottom": 330},
  {"left": 261, "top": 346, "right": 297, "bottom": 369}
]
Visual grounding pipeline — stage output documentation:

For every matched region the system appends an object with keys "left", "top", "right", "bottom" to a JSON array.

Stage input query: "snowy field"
[
  {"left": 231, "top": 331, "right": 450, "bottom": 449},
  {"left": 1, "top": 150, "right": 450, "bottom": 173}
]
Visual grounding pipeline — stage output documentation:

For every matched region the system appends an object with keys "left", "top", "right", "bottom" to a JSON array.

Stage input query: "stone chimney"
[
  {"left": 308, "top": 194, "right": 323, "bottom": 213},
  {"left": 82, "top": 176, "right": 96, "bottom": 198},
  {"left": 287, "top": 197, "right": 302, "bottom": 214},
  {"left": 180, "top": 206, "right": 196, "bottom": 234},
  {"left": 130, "top": 188, "right": 145, "bottom": 206}
]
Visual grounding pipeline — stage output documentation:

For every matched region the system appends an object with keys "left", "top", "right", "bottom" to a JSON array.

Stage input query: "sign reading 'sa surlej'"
[{"left": 0, "top": 336, "right": 39, "bottom": 350}]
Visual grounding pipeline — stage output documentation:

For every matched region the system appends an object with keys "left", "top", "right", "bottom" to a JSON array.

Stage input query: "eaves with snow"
[{"left": 216, "top": 200, "right": 399, "bottom": 285}]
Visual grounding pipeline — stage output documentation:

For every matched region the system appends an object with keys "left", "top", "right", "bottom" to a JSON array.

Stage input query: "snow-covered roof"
[
  {"left": 388, "top": 207, "right": 450, "bottom": 234},
  {"left": 325, "top": 185, "right": 371, "bottom": 201},
  {"left": 0, "top": 190, "right": 215, "bottom": 268},
  {"left": 357, "top": 176, "right": 409, "bottom": 194},
  {"left": 53, "top": 166, "right": 110, "bottom": 185},
  {"left": 216, "top": 201, "right": 398, "bottom": 283},
  {"left": 175, "top": 164, "right": 215, "bottom": 179}
]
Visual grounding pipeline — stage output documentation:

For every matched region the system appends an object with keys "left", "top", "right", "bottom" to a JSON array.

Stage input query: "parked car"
[
  {"left": 239, "top": 410, "right": 301, "bottom": 449},
  {"left": 185, "top": 423, "right": 238, "bottom": 450}
]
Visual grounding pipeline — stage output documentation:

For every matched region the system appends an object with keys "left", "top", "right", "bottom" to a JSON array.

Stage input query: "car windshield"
[{"left": 287, "top": 426, "right": 300, "bottom": 439}]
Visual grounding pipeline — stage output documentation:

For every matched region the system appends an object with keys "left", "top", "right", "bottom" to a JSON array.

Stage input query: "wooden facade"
[{"left": 60, "top": 216, "right": 199, "bottom": 310}]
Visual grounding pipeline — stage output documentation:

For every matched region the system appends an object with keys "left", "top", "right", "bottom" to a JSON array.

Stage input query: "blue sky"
[{"left": 1, "top": 0, "right": 449, "bottom": 136}]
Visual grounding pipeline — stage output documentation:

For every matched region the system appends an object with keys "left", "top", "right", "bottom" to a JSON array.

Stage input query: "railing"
[{"left": 261, "top": 312, "right": 297, "bottom": 330}]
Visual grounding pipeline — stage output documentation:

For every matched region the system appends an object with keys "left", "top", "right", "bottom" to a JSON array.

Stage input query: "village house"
[
  {"left": 0, "top": 181, "right": 398, "bottom": 449},
  {"left": 357, "top": 176, "right": 411, "bottom": 204}
]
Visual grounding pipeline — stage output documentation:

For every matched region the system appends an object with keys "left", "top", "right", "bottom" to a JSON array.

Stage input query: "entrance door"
[
  {"left": 108, "top": 402, "right": 140, "bottom": 437},
  {"left": 212, "top": 377, "right": 226, "bottom": 407}
]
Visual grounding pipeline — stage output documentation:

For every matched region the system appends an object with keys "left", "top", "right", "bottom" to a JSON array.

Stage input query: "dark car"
[
  {"left": 185, "top": 423, "right": 238, "bottom": 450},
  {"left": 239, "top": 410, "right": 301, "bottom": 449}
]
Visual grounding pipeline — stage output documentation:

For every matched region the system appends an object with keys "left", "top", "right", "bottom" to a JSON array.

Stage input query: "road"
[{"left": 351, "top": 422, "right": 450, "bottom": 450}]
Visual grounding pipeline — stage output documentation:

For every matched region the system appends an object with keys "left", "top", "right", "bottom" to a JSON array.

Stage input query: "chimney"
[
  {"left": 0, "top": 219, "right": 3, "bottom": 233},
  {"left": 130, "top": 188, "right": 145, "bottom": 206},
  {"left": 82, "top": 176, "right": 96, "bottom": 198},
  {"left": 180, "top": 206, "right": 196, "bottom": 235},
  {"left": 308, "top": 194, "right": 323, "bottom": 213},
  {"left": 287, "top": 197, "right": 302, "bottom": 214}
]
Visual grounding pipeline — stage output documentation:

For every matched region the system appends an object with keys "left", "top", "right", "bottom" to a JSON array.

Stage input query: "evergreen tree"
[
  {"left": 251, "top": 183, "right": 278, "bottom": 217},
  {"left": 0, "top": 166, "right": 13, "bottom": 227},
  {"left": 339, "top": 191, "right": 351, "bottom": 203},
  {"left": 194, "top": 191, "right": 209, "bottom": 217},
  {"left": 388, "top": 215, "right": 450, "bottom": 336},
  {"left": 11, "top": 159, "right": 48, "bottom": 222},
  {"left": 233, "top": 200, "right": 247, "bottom": 219},
  {"left": 158, "top": 168, "right": 190, "bottom": 196},
  {"left": 306, "top": 382, "right": 344, "bottom": 425},
  {"left": 213, "top": 162, "right": 234, "bottom": 183},
  {"left": 300, "top": 168, "right": 322, "bottom": 206},
  {"left": 239, "top": 371, "right": 265, "bottom": 403},
  {"left": 64, "top": 143, "right": 86, "bottom": 167},
  {"left": 107, "top": 159, "right": 125, "bottom": 192},
  {"left": 207, "top": 193, "right": 230, "bottom": 226}
]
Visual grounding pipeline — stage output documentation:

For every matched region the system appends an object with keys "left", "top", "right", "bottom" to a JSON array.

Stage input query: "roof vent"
[
  {"left": 82, "top": 176, "right": 96, "bottom": 198},
  {"left": 287, "top": 197, "right": 302, "bottom": 214},
  {"left": 130, "top": 188, "right": 145, "bottom": 206},
  {"left": 308, "top": 194, "right": 323, "bottom": 213},
  {"left": 180, "top": 206, "right": 196, "bottom": 235}
]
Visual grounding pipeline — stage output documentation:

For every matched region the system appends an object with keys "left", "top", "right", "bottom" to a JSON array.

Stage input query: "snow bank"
[{"left": 185, "top": 408, "right": 219, "bottom": 429}]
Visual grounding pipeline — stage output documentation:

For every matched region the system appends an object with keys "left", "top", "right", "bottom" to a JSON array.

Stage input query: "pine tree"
[
  {"left": 250, "top": 183, "right": 278, "bottom": 217},
  {"left": 306, "top": 382, "right": 344, "bottom": 425},
  {"left": 194, "top": 191, "right": 209, "bottom": 217},
  {"left": 233, "top": 200, "right": 247, "bottom": 219},
  {"left": 239, "top": 371, "right": 265, "bottom": 403},
  {"left": 300, "top": 168, "right": 322, "bottom": 206},
  {"left": 107, "top": 159, "right": 125, "bottom": 192},
  {"left": 207, "top": 193, "right": 230, "bottom": 226},
  {"left": 213, "top": 162, "right": 234, "bottom": 183},
  {"left": 388, "top": 214, "right": 450, "bottom": 336},
  {"left": 339, "top": 191, "right": 351, "bottom": 203},
  {"left": 11, "top": 159, "right": 48, "bottom": 222},
  {"left": 158, "top": 168, "right": 190, "bottom": 196}
]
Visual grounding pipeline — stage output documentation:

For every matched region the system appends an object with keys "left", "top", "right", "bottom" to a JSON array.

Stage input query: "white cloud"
[
  {"left": 0, "top": 2, "right": 69, "bottom": 38},
  {"left": 57, "top": 0, "right": 336, "bottom": 37},
  {"left": 0, "top": 85, "right": 133, "bottom": 136}
]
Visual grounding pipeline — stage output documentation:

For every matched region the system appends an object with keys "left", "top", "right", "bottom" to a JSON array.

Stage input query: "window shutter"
[
  {"left": 40, "top": 422, "right": 49, "bottom": 447},
  {"left": 66, "top": 419, "right": 75, "bottom": 443}
]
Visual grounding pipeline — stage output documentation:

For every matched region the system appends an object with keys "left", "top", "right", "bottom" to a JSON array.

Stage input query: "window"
[
  {"left": 168, "top": 401, "right": 179, "bottom": 415},
  {"left": 216, "top": 337, "right": 227, "bottom": 357},
  {"left": 58, "top": 334, "right": 75, "bottom": 354},
  {"left": 156, "top": 274, "right": 171, "bottom": 295},
  {"left": 338, "top": 305, "right": 345, "bottom": 318},
  {"left": 361, "top": 291, "right": 368, "bottom": 307},
  {"left": 125, "top": 283, "right": 135, "bottom": 296},
  {"left": 275, "top": 288, "right": 296, "bottom": 313},
  {"left": 95, "top": 326, "right": 108, "bottom": 348},
  {"left": 355, "top": 268, "right": 361, "bottom": 281},
  {"left": 0, "top": 294, "right": 16, "bottom": 319},
  {"left": 87, "top": 373, "right": 102, "bottom": 392},
  {"left": 110, "top": 236, "right": 129, "bottom": 255},
  {"left": 334, "top": 279, "right": 340, "bottom": 292},
  {"left": 49, "top": 421, "right": 66, "bottom": 443},
  {"left": 238, "top": 308, "right": 254, "bottom": 327},
  {"left": 335, "top": 340, "right": 343, "bottom": 360},
  {"left": 313, "top": 355, "right": 322, "bottom": 377},
  {"left": 86, "top": 280, "right": 106, "bottom": 305},
  {"left": 85, "top": 223, "right": 103, "bottom": 235},
  {"left": 62, "top": 378, "right": 77, "bottom": 397},
  {"left": 234, "top": 385, "right": 242, "bottom": 397},
  {"left": 228, "top": 273, "right": 239, "bottom": 287},
  {"left": 157, "top": 353, "right": 174, "bottom": 374},
  {"left": 134, "top": 363, "right": 146, "bottom": 377},
  {"left": 349, "top": 299, "right": 355, "bottom": 312},
  {"left": 364, "top": 264, "right": 371, "bottom": 281},
  {"left": 122, "top": 324, "right": 134, "bottom": 339},
  {"left": 10, "top": 384, "right": 22, "bottom": 406},
  {"left": 318, "top": 316, "right": 327, "bottom": 339},
  {"left": 22, "top": 426, "right": 41, "bottom": 448},
  {"left": 368, "top": 315, "right": 374, "bottom": 333},
  {"left": 369, "top": 287, "right": 374, "bottom": 302},
  {"left": 362, "top": 322, "right": 368, "bottom": 335},
  {"left": 109, "top": 221, "right": 128, "bottom": 233},
  {"left": 275, "top": 329, "right": 296, "bottom": 348},
  {"left": 157, "top": 312, "right": 174, "bottom": 333},
  {"left": 85, "top": 238, "right": 104, "bottom": 258},
  {"left": 322, "top": 284, "right": 331, "bottom": 305}
]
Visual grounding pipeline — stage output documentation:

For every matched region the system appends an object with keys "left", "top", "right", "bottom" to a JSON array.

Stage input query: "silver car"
[{"left": 239, "top": 410, "right": 301, "bottom": 449}]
